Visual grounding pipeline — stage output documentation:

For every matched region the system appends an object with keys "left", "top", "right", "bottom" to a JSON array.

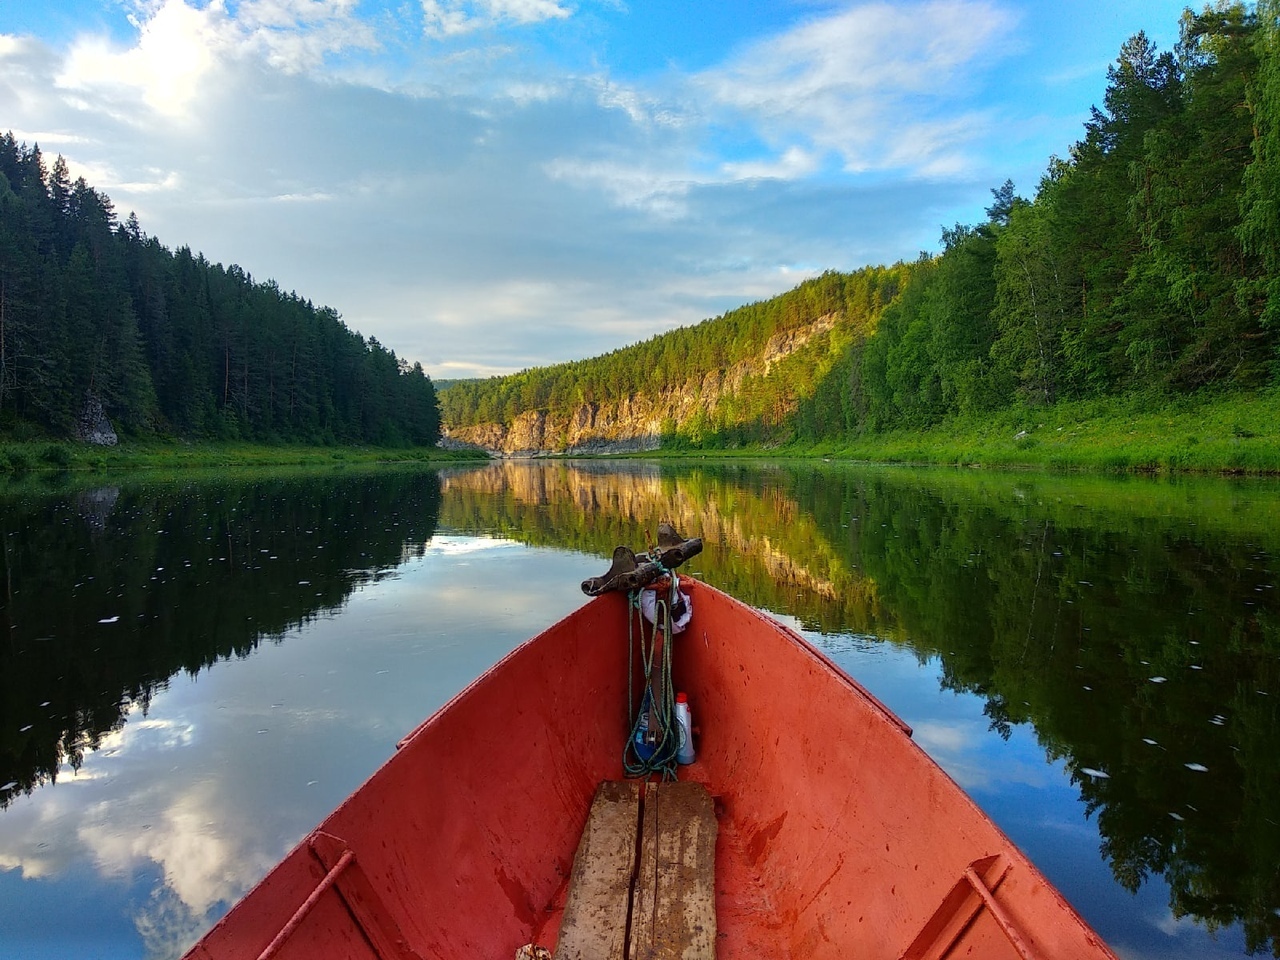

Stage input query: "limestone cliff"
[{"left": 444, "top": 314, "right": 838, "bottom": 457}]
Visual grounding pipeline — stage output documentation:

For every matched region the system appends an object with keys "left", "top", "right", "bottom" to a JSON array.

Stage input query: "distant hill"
[{"left": 439, "top": 266, "right": 909, "bottom": 454}]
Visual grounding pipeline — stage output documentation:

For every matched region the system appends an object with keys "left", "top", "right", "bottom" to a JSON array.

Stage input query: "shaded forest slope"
[{"left": 0, "top": 135, "right": 439, "bottom": 447}]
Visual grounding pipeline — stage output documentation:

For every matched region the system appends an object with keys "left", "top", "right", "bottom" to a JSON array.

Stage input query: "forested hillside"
[
  {"left": 864, "top": 2, "right": 1277, "bottom": 430},
  {"left": 0, "top": 135, "right": 439, "bottom": 446},
  {"left": 441, "top": 265, "right": 909, "bottom": 452},
  {"left": 443, "top": 3, "right": 1280, "bottom": 453}
]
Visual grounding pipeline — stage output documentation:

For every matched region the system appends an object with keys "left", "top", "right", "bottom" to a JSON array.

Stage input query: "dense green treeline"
[
  {"left": 0, "top": 134, "right": 440, "bottom": 446},
  {"left": 440, "top": 266, "right": 908, "bottom": 440},
  {"left": 865, "top": 3, "right": 1279, "bottom": 433},
  {"left": 442, "top": 5, "right": 1280, "bottom": 451}
]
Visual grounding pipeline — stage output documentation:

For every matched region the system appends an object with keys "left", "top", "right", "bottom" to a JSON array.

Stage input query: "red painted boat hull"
[{"left": 185, "top": 581, "right": 1116, "bottom": 960}]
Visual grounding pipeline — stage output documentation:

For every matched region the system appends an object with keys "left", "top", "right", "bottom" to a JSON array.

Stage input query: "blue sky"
[{"left": 2, "top": 0, "right": 1194, "bottom": 379}]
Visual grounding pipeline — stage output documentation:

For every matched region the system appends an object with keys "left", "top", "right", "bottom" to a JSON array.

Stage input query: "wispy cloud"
[
  {"left": 696, "top": 0, "right": 1017, "bottom": 177},
  {"left": 55, "top": 0, "right": 379, "bottom": 120},
  {"left": 421, "top": 0, "right": 572, "bottom": 38}
]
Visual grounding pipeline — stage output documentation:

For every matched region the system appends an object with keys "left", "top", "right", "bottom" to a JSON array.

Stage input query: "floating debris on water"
[
  {"left": 19, "top": 725, "right": 32, "bottom": 733},
  {"left": 1185, "top": 763, "right": 1209, "bottom": 772},
  {"left": 1169, "top": 812, "right": 1185, "bottom": 821},
  {"left": 1149, "top": 676, "right": 1167, "bottom": 683},
  {"left": 1081, "top": 767, "right": 1110, "bottom": 779},
  {"left": 98, "top": 616, "right": 119, "bottom": 624},
  {"left": 0, "top": 781, "right": 16, "bottom": 791},
  {"left": 1142, "top": 738, "right": 1159, "bottom": 746}
]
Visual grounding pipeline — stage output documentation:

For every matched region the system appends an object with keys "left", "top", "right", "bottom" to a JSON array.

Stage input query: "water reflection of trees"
[
  {"left": 437, "top": 461, "right": 888, "bottom": 632},
  {"left": 0, "top": 469, "right": 442, "bottom": 807},
  {"left": 439, "top": 461, "right": 1280, "bottom": 954},
  {"left": 820, "top": 469, "right": 1280, "bottom": 955}
]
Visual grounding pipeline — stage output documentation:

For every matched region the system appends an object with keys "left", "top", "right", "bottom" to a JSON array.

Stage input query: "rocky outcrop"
[
  {"left": 446, "top": 314, "right": 838, "bottom": 457},
  {"left": 76, "top": 393, "right": 118, "bottom": 446}
]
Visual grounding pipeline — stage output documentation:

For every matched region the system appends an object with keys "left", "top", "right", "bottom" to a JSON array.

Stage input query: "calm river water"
[{"left": 0, "top": 460, "right": 1277, "bottom": 959}]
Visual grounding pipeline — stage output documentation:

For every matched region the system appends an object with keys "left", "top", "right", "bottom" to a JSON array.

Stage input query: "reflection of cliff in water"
[
  {"left": 436, "top": 460, "right": 885, "bottom": 631},
  {"left": 0, "top": 470, "right": 442, "bottom": 807},
  {"left": 443, "top": 460, "right": 1280, "bottom": 953}
]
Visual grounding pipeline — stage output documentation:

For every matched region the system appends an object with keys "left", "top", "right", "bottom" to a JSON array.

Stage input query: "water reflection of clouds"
[
  {"left": 98, "top": 713, "right": 198, "bottom": 753},
  {"left": 424, "top": 534, "right": 525, "bottom": 556},
  {"left": 910, "top": 719, "right": 1057, "bottom": 793},
  {"left": 0, "top": 536, "right": 593, "bottom": 959},
  {"left": 0, "top": 728, "right": 280, "bottom": 912},
  {"left": 78, "top": 784, "right": 271, "bottom": 915}
]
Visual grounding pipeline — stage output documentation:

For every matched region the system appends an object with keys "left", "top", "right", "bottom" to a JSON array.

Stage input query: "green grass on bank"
[
  {"left": 20, "top": 390, "right": 1275, "bottom": 478},
  {"left": 646, "top": 390, "right": 1280, "bottom": 474},
  {"left": 0, "top": 439, "right": 486, "bottom": 476}
]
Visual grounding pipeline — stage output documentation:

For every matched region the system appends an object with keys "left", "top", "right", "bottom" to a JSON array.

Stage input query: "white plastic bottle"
[{"left": 674, "top": 692, "right": 695, "bottom": 764}]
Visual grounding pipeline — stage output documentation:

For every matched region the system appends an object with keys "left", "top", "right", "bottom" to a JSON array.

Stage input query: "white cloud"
[
  {"left": 421, "top": 0, "right": 572, "bottom": 38},
  {"left": 54, "top": 0, "right": 379, "bottom": 121},
  {"left": 58, "top": 1, "right": 226, "bottom": 118},
  {"left": 233, "top": 0, "right": 380, "bottom": 72},
  {"left": 697, "top": 0, "right": 1016, "bottom": 176},
  {"left": 722, "top": 146, "right": 819, "bottom": 181},
  {"left": 912, "top": 719, "right": 974, "bottom": 755},
  {"left": 544, "top": 156, "right": 695, "bottom": 217},
  {"left": 424, "top": 535, "right": 522, "bottom": 555}
]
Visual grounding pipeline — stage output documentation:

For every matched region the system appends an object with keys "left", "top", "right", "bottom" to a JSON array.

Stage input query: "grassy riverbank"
[
  {"left": 0, "top": 440, "right": 485, "bottom": 475},
  {"left": 660, "top": 390, "right": 1280, "bottom": 474},
  {"left": 16, "top": 390, "right": 1277, "bottom": 477}
]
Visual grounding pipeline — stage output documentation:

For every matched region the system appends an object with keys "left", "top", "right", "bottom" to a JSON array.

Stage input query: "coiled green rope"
[{"left": 623, "top": 573, "right": 681, "bottom": 781}]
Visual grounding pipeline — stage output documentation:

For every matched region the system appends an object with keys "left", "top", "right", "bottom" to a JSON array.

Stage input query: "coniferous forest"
[
  {"left": 443, "top": 4, "right": 1280, "bottom": 448},
  {"left": 0, "top": 134, "right": 440, "bottom": 446}
]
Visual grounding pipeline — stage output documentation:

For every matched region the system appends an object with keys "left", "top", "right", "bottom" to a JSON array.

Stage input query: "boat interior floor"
[{"left": 542, "top": 778, "right": 781, "bottom": 960}]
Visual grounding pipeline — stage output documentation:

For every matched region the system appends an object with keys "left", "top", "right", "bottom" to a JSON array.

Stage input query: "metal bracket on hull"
[
  {"left": 255, "top": 832, "right": 425, "bottom": 960},
  {"left": 898, "top": 853, "right": 1039, "bottom": 960}
]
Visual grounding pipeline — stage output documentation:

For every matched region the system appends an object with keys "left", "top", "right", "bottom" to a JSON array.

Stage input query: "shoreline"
[{"left": 6, "top": 390, "right": 1280, "bottom": 478}]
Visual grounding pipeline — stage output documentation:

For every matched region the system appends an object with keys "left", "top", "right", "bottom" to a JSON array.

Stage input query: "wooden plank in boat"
[
  {"left": 555, "top": 780, "right": 717, "bottom": 960},
  {"left": 628, "top": 781, "right": 717, "bottom": 960},
  {"left": 556, "top": 781, "right": 643, "bottom": 960}
]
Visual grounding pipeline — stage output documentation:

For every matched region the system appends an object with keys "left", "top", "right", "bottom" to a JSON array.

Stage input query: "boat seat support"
[
  {"left": 255, "top": 831, "right": 424, "bottom": 960},
  {"left": 899, "top": 853, "right": 1039, "bottom": 960}
]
